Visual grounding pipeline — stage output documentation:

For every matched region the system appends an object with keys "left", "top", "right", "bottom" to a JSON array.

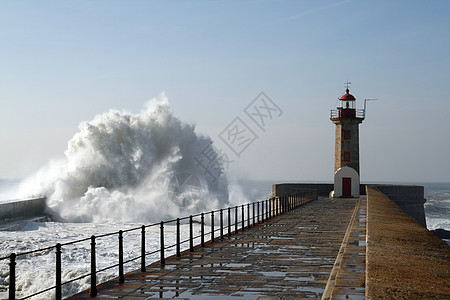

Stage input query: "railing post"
[
  {"left": 211, "top": 211, "right": 215, "bottom": 243},
  {"left": 247, "top": 203, "right": 250, "bottom": 228},
  {"left": 268, "top": 198, "right": 271, "bottom": 219},
  {"left": 160, "top": 222, "right": 165, "bottom": 265},
  {"left": 274, "top": 198, "right": 276, "bottom": 218},
  {"left": 118, "top": 230, "right": 124, "bottom": 283},
  {"left": 241, "top": 205, "right": 244, "bottom": 230},
  {"left": 90, "top": 235, "right": 97, "bottom": 297},
  {"left": 189, "top": 215, "right": 194, "bottom": 252},
  {"left": 262, "top": 200, "right": 265, "bottom": 222},
  {"left": 220, "top": 209, "right": 224, "bottom": 239},
  {"left": 277, "top": 197, "right": 280, "bottom": 214},
  {"left": 270, "top": 198, "right": 273, "bottom": 218},
  {"left": 176, "top": 218, "right": 181, "bottom": 257},
  {"left": 9, "top": 253, "right": 16, "bottom": 300},
  {"left": 257, "top": 201, "right": 260, "bottom": 223},
  {"left": 55, "top": 243, "right": 62, "bottom": 300},
  {"left": 227, "top": 207, "right": 231, "bottom": 236},
  {"left": 234, "top": 206, "right": 238, "bottom": 233},
  {"left": 252, "top": 202, "right": 255, "bottom": 225},
  {"left": 141, "top": 225, "right": 146, "bottom": 272},
  {"left": 201, "top": 213, "right": 205, "bottom": 247},
  {"left": 264, "top": 200, "right": 267, "bottom": 220}
]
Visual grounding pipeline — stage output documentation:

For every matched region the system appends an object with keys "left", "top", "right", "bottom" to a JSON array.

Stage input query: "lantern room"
[
  {"left": 330, "top": 86, "right": 365, "bottom": 120},
  {"left": 338, "top": 88, "right": 356, "bottom": 117}
]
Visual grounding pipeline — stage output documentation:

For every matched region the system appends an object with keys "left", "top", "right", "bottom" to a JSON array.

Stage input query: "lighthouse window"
[
  {"left": 344, "top": 130, "right": 351, "bottom": 140},
  {"left": 344, "top": 152, "right": 351, "bottom": 162}
]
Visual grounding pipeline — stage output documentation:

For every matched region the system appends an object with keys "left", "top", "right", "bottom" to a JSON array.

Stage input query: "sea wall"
[
  {"left": 370, "top": 184, "right": 426, "bottom": 227},
  {"left": 273, "top": 183, "right": 426, "bottom": 227},
  {"left": 0, "top": 198, "right": 47, "bottom": 221},
  {"left": 365, "top": 187, "right": 450, "bottom": 298},
  {"left": 272, "top": 183, "right": 366, "bottom": 197}
]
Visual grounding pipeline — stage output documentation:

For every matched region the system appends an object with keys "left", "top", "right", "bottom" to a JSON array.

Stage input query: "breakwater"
[
  {"left": 2, "top": 184, "right": 447, "bottom": 299},
  {"left": 0, "top": 198, "right": 46, "bottom": 222},
  {"left": 273, "top": 183, "right": 426, "bottom": 227},
  {"left": 365, "top": 187, "right": 450, "bottom": 298},
  {"left": 3, "top": 191, "right": 317, "bottom": 299}
]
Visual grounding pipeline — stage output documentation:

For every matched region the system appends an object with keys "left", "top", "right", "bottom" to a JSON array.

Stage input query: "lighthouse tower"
[{"left": 330, "top": 84, "right": 365, "bottom": 197}]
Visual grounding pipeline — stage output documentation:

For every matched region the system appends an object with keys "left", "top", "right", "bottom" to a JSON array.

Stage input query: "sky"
[{"left": 1, "top": 0, "right": 449, "bottom": 183}]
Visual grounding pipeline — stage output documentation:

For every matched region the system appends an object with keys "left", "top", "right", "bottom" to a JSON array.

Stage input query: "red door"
[{"left": 342, "top": 177, "right": 352, "bottom": 197}]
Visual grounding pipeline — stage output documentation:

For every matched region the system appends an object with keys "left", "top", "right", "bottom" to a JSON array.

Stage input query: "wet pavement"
[
  {"left": 70, "top": 197, "right": 357, "bottom": 299},
  {"left": 323, "top": 197, "right": 366, "bottom": 299}
]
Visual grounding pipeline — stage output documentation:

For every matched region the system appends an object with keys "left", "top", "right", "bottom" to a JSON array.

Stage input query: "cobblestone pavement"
[{"left": 70, "top": 197, "right": 357, "bottom": 299}]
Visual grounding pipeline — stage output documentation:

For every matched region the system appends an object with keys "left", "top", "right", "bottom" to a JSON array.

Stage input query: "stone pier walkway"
[{"left": 70, "top": 197, "right": 357, "bottom": 299}]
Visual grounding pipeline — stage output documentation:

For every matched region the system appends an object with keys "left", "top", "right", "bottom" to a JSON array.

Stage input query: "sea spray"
[{"left": 18, "top": 95, "right": 230, "bottom": 223}]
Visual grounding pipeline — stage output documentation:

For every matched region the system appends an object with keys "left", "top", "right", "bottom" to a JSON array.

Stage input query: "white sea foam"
[{"left": 17, "top": 95, "right": 231, "bottom": 223}]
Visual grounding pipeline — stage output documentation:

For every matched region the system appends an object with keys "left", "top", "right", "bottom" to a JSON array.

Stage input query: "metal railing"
[
  {"left": 1, "top": 189, "right": 317, "bottom": 299},
  {"left": 330, "top": 109, "right": 365, "bottom": 119}
]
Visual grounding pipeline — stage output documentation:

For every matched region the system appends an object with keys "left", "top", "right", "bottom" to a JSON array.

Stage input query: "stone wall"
[
  {"left": 370, "top": 184, "right": 426, "bottom": 227},
  {"left": 272, "top": 183, "right": 366, "bottom": 197},
  {"left": 273, "top": 183, "right": 426, "bottom": 227},
  {"left": 365, "top": 187, "right": 449, "bottom": 298},
  {"left": 0, "top": 198, "right": 47, "bottom": 221}
]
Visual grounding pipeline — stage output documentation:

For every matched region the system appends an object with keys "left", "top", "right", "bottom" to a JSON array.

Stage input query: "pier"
[
  {"left": 3, "top": 186, "right": 449, "bottom": 299},
  {"left": 68, "top": 186, "right": 449, "bottom": 299},
  {"left": 70, "top": 196, "right": 358, "bottom": 299}
]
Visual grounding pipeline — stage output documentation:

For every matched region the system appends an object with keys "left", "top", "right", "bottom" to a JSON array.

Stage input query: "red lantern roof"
[{"left": 339, "top": 88, "right": 356, "bottom": 101}]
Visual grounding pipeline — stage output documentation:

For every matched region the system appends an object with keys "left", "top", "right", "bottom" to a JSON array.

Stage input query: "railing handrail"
[
  {"left": 2, "top": 189, "right": 318, "bottom": 300},
  {"left": 330, "top": 108, "right": 365, "bottom": 119}
]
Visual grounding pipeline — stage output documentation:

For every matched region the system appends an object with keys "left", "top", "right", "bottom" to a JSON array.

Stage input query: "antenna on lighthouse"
[{"left": 364, "top": 98, "right": 379, "bottom": 117}]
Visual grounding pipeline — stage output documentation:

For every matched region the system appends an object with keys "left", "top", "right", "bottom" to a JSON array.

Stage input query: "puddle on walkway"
[
  {"left": 261, "top": 271, "right": 286, "bottom": 277},
  {"left": 285, "top": 274, "right": 315, "bottom": 281},
  {"left": 295, "top": 285, "right": 324, "bottom": 295},
  {"left": 225, "top": 263, "right": 252, "bottom": 268},
  {"left": 270, "top": 236, "right": 294, "bottom": 240}
]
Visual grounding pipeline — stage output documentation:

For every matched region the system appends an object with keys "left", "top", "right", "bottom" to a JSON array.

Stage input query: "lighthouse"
[{"left": 330, "top": 83, "right": 365, "bottom": 197}]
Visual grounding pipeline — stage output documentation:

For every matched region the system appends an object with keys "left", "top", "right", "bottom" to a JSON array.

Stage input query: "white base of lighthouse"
[{"left": 332, "top": 166, "right": 360, "bottom": 198}]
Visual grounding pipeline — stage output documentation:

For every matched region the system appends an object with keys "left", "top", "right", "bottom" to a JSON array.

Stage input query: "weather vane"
[{"left": 345, "top": 80, "right": 351, "bottom": 89}]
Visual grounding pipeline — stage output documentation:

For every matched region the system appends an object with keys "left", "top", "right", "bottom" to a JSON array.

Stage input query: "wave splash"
[{"left": 19, "top": 95, "right": 229, "bottom": 223}]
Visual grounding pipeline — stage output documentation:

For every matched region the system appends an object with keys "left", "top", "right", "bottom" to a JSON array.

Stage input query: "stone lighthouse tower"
[{"left": 330, "top": 84, "right": 365, "bottom": 197}]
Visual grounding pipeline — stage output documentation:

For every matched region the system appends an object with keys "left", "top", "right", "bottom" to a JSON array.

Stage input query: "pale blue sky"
[{"left": 1, "top": 0, "right": 449, "bottom": 182}]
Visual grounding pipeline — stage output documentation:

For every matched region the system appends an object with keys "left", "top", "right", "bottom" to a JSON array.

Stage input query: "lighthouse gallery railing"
[
  {"left": 330, "top": 109, "right": 365, "bottom": 119},
  {"left": 1, "top": 189, "right": 317, "bottom": 300}
]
